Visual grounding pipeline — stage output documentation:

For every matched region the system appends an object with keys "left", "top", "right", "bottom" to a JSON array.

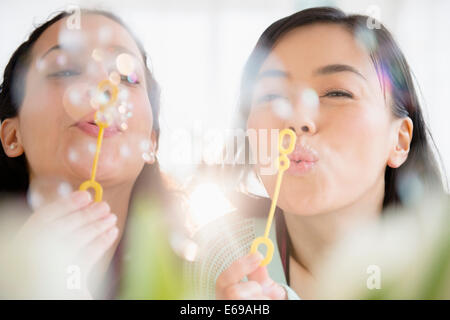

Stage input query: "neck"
[{"left": 284, "top": 176, "right": 385, "bottom": 276}]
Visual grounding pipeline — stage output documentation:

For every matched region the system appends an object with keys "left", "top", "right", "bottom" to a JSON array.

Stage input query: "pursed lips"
[{"left": 73, "top": 111, "right": 122, "bottom": 138}]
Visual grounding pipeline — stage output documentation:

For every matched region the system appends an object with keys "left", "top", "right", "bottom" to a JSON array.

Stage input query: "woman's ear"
[
  {"left": 150, "top": 130, "right": 158, "bottom": 153},
  {"left": 0, "top": 117, "right": 24, "bottom": 158},
  {"left": 387, "top": 117, "right": 413, "bottom": 168},
  {"left": 143, "top": 130, "right": 158, "bottom": 165}
]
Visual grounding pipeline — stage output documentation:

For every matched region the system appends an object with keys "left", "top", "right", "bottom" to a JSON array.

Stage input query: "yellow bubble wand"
[
  {"left": 250, "top": 128, "right": 296, "bottom": 266},
  {"left": 79, "top": 79, "right": 118, "bottom": 202}
]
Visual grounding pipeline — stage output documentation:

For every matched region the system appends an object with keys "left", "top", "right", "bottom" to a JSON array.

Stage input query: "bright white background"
[{"left": 0, "top": 0, "right": 449, "bottom": 190}]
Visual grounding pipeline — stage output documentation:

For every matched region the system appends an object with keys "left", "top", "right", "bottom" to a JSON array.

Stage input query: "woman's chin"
[{"left": 63, "top": 151, "right": 139, "bottom": 186}]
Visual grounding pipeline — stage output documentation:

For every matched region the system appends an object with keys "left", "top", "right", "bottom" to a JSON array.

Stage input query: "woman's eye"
[
  {"left": 322, "top": 90, "right": 353, "bottom": 98},
  {"left": 257, "top": 93, "right": 286, "bottom": 103},
  {"left": 120, "top": 75, "right": 140, "bottom": 85},
  {"left": 48, "top": 70, "right": 80, "bottom": 78}
]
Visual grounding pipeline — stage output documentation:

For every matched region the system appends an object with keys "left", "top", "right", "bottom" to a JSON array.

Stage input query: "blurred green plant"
[
  {"left": 117, "top": 196, "right": 189, "bottom": 299},
  {"left": 316, "top": 192, "right": 450, "bottom": 299}
]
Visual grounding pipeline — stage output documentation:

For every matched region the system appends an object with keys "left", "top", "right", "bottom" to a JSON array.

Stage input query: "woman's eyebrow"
[
  {"left": 313, "top": 64, "right": 367, "bottom": 80},
  {"left": 256, "top": 69, "right": 290, "bottom": 81},
  {"left": 40, "top": 44, "right": 62, "bottom": 60},
  {"left": 40, "top": 44, "right": 139, "bottom": 60},
  {"left": 109, "top": 44, "right": 139, "bottom": 58}
]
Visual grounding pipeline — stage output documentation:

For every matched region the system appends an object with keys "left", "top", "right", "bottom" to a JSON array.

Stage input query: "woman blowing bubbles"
[
  {"left": 186, "top": 7, "right": 445, "bottom": 300},
  {"left": 0, "top": 9, "right": 172, "bottom": 298}
]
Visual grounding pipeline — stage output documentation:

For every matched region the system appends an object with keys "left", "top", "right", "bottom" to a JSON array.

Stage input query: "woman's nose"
[
  {"left": 286, "top": 93, "right": 318, "bottom": 135},
  {"left": 286, "top": 119, "right": 316, "bottom": 135},
  {"left": 94, "top": 64, "right": 111, "bottom": 82}
]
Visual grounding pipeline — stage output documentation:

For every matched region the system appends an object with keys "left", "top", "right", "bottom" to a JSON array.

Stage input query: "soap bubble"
[
  {"left": 118, "top": 89, "right": 129, "bottom": 102},
  {"left": 98, "top": 26, "right": 113, "bottom": 44},
  {"left": 120, "top": 144, "right": 131, "bottom": 158},
  {"left": 142, "top": 152, "right": 152, "bottom": 162},
  {"left": 140, "top": 138, "right": 155, "bottom": 162},
  {"left": 68, "top": 148, "right": 79, "bottom": 163},
  {"left": 117, "top": 104, "right": 127, "bottom": 114},
  {"left": 116, "top": 133, "right": 157, "bottom": 162},
  {"left": 116, "top": 53, "right": 135, "bottom": 76},
  {"left": 36, "top": 59, "right": 46, "bottom": 72},
  {"left": 109, "top": 71, "right": 121, "bottom": 86},
  {"left": 56, "top": 54, "right": 67, "bottom": 66},
  {"left": 300, "top": 88, "right": 320, "bottom": 109},
  {"left": 58, "top": 27, "right": 85, "bottom": 52},
  {"left": 57, "top": 182, "right": 73, "bottom": 197},
  {"left": 91, "top": 100, "right": 133, "bottom": 130},
  {"left": 27, "top": 177, "right": 74, "bottom": 210},
  {"left": 88, "top": 142, "right": 97, "bottom": 154},
  {"left": 91, "top": 48, "right": 104, "bottom": 62},
  {"left": 139, "top": 139, "right": 151, "bottom": 152},
  {"left": 86, "top": 60, "right": 99, "bottom": 77},
  {"left": 27, "top": 189, "right": 44, "bottom": 210},
  {"left": 63, "top": 83, "right": 95, "bottom": 122},
  {"left": 127, "top": 72, "right": 138, "bottom": 84},
  {"left": 272, "top": 98, "right": 293, "bottom": 119},
  {"left": 354, "top": 25, "right": 378, "bottom": 52}
]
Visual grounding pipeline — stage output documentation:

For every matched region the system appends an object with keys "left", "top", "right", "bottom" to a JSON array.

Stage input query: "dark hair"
[
  {"left": 0, "top": 9, "right": 167, "bottom": 204},
  {"left": 232, "top": 6, "right": 445, "bottom": 210}
]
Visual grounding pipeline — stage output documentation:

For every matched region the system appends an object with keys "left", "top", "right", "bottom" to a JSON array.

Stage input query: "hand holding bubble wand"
[
  {"left": 250, "top": 128, "right": 296, "bottom": 266},
  {"left": 78, "top": 79, "right": 118, "bottom": 202}
]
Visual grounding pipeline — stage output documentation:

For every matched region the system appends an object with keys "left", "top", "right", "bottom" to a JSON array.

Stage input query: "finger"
[
  {"left": 220, "top": 281, "right": 263, "bottom": 300},
  {"left": 34, "top": 191, "right": 92, "bottom": 222},
  {"left": 247, "top": 265, "right": 272, "bottom": 286},
  {"left": 266, "top": 284, "right": 287, "bottom": 300},
  {"left": 80, "top": 226, "right": 119, "bottom": 271},
  {"left": 67, "top": 213, "right": 117, "bottom": 252},
  {"left": 216, "top": 253, "right": 263, "bottom": 291},
  {"left": 248, "top": 266, "right": 286, "bottom": 300},
  {"left": 51, "top": 201, "right": 111, "bottom": 234}
]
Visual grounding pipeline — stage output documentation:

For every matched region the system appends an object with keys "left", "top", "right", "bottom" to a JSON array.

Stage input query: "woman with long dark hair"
[
  {"left": 0, "top": 9, "right": 176, "bottom": 298},
  {"left": 186, "top": 7, "right": 446, "bottom": 300}
]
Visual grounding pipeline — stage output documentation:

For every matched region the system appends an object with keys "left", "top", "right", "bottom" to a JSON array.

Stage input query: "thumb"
[{"left": 247, "top": 266, "right": 286, "bottom": 300}]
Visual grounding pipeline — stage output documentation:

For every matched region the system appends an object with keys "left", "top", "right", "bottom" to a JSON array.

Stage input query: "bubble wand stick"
[
  {"left": 250, "top": 128, "right": 296, "bottom": 266},
  {"left": 79, "top": 79, "right": 118, "bottom": 202}
]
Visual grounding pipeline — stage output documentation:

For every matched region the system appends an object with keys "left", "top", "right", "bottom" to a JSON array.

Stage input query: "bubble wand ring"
[
  {"left": 250, "top": 128, "right": 296, "bottom": 266},
  {"left": 79, "top": 79, "right": 118, "bottom": 202}
]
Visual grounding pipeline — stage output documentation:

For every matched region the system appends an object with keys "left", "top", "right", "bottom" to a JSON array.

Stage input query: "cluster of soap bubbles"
[
  {"left": 58, "top": 24, "right": 154, "bottom": 161},
  {"left": 43, "top": 21, "right": 142, "bottom": 131}
]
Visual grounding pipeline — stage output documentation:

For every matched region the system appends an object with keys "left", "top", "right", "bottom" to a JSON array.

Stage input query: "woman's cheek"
[
  {"left": 126, "top": 90, "right": 153, "bottom": 132},
  {"left": 20, "top": 118, "right": 61, "bottom": 176},
  {"left": 325, "top": 107, "right": 389, "bottom": 191}
]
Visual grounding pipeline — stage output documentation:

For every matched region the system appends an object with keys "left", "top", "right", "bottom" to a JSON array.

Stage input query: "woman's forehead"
[
  {"left": 259, "top": 23, "right": 378, "bottom": 83},
  {"left": 31, "top": 14, "right": 142, "bottom": 62}
]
